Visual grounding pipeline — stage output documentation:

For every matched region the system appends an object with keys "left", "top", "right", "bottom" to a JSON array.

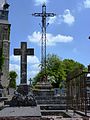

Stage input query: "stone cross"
[
  {"left": 29, "top": 78, "right": 32, "bottom": 86},
  {"left": 14, "top": 42, "right": 34, "bottom": 84}
]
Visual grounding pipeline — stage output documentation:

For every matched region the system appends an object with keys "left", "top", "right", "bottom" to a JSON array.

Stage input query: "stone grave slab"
[{"left": 0, "top": 106, "right": 41, "bottom": 117}]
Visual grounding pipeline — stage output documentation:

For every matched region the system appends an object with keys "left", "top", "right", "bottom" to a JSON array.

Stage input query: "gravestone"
[
  {"left": 14, "top": 42, "right": 34, "bottom": 84},
  {"left": 0, "top": 42, "right": 41, "bottom": 118},
  {"left": 14, "top": 42, "right": 34, "bottom": 95},
  {"left": 9, "top": 42, "right": 38, "bottom": 107}
]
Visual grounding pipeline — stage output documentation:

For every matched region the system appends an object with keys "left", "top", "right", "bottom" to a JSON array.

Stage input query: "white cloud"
[
  {"left": 10, "top": 55, "right": 20, "bottom": 63},
  {"left": 28, "top": 31, "right": 74, "bottom": 46},
  {"left": 10, "top": 55, "right": 40, "bottom": 64},
  {"left": 27, "top": 64, "right": 40, "bottom": 83},
  {"left": 78, "top": 0, "right": 90, "bottom": 10},
  {"left": 27, "top": 56, "right": 40, "bottom": 64},
  {"left": 9, "top": 64, "right": 20, "bottom": 72},
  {"left": 29, "top": 70, "right": 40, "bottom": 78},
  {"left": 48, "top": 9, "right": 75, "bottom": 26},
  {"left": 84, "top": 0, "right": 90, "bottom": 8},
  {"left": 31, "top": 64, "right": 40, "bottom": 71},
  {"left": 34, "top": 0, "right": 49, "bottom": 6},
  {"left": 62, "top": 9, "right": 75, "bottom": 26}
]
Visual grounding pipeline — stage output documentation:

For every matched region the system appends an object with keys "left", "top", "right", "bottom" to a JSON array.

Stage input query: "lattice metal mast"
[{"left": 32, "top": 3, "right": 56, "bottom": 75}]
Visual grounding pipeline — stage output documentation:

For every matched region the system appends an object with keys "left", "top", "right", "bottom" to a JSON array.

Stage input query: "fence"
[{"left": 66, "top": 72, "right": 90, "bottom": 116}]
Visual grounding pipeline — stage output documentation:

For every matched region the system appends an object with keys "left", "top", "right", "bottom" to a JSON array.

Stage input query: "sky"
[{"left": 0, "top": 0, "right": 90, "bottom": 84}]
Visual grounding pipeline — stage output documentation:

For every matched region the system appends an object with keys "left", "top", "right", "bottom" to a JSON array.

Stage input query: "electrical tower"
[{"left": 32, "top": 3, "right": 56, "bottom": 81}]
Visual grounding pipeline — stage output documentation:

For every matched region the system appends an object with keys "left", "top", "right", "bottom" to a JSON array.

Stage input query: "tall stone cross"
[{"left": 14, "top": 42, "right": 34, "bottom": 84}]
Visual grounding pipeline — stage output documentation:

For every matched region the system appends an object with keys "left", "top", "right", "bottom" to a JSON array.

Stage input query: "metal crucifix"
[{"left": 32, "top": 3, "right": 56, "bottom": 81}]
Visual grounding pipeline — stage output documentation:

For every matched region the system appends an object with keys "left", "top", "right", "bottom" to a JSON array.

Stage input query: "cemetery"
[{"left": 0, "top": 0, "right": 90, "bottom": 120}]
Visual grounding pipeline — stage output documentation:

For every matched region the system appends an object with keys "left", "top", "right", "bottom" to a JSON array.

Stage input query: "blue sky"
[{"left": 0, "top": 0, "right": 90, "bottom": 84}]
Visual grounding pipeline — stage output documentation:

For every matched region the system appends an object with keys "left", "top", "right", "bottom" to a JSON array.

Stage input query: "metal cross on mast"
[{"left": 32, "top": 3, "right": 56, "bottom": 81}]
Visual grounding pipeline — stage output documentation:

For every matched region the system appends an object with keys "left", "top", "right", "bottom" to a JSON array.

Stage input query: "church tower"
[{"left": 0, "top": 1, "right": 10, "bottom": 89}]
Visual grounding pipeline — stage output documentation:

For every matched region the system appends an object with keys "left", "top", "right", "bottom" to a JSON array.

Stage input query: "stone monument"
[
  {"left": 14, "top": 42, "right": 34, "bottom": 95},
  {"left": 0, "top": 42, "right": 41, "bottom": 118},
  {"left": 10, "top": 42, "right": 37, "bottom": 106}
]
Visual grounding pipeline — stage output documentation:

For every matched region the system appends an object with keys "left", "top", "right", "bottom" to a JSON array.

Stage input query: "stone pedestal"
[
  {"left": 33, "top": 81, "right": 66, "bottom": 113},
  {"left": 34, "top": 81, "right": 53, "bottom": 89},
  {"left": 33, "top": 82, "right": 54, "bottom": 98},
  {"left": 33, "top": 81, "right": 54, "bottom": 103},
  {"left": 17, "top": 84, "right": 30, "bottom": 96}
]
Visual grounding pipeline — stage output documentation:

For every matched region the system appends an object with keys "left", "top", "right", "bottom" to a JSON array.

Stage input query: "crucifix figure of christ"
[{"left": 14, "top": 42, "right": 34, "bottom": 84}]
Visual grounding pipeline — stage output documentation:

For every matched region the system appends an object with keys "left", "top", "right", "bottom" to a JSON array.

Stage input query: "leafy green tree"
[
  {"left": 33, "top": 54, "right": 87, "bottom": 88},
  {"left": 46, "top": 54, "right": 66, "bottom": 88},
  {"left": 33, "top": 72, "right": 42, "bottom": 85},
  {"left": 9, "top": 71, "right": 17, "bottom": 89},
  {"left": 33, "top": 54, "right": 66, "bottom": 88},
  {"left": 63, "top": 59, "right": 86, "bottom": 79}
]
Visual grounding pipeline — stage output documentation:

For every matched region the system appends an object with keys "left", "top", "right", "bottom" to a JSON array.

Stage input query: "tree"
[
  {"left": 33, "top": 54, "right": 66, "bottom": 88},
  {"left": 46, "top": 54, "right": 66, "bottom": 88},
  {"left": 33, "top": 54, "right": 87, "bottom": 88},
  {"left": 33, "top": 72, "right": 42, "bottom": 85},
  {"left": 63, "top": 59, "right": 87, "bottom": 79},
  {"left": 9, "top": 71, "right": 17, "bottom": 89}
]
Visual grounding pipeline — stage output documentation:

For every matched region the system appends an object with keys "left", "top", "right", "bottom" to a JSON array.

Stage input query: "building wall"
[
  {"left": 1, "top": 24, "right": 10, "bottom": 89},
  {"left": 0, "top": 9, "right": 10, "bottom": 92}
]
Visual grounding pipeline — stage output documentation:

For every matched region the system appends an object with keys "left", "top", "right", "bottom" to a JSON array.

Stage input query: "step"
[
  {"left": 41, "top": 110, "right": 71, "bottom": 118},
  {"left": 36, "top": 100, "right": 66, "bottom": 104},
  {"left": 40, "top": 104, "right": 66, "bottom": 110}
]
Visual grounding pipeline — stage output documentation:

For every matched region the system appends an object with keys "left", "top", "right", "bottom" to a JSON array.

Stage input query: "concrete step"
[
  {"left": 35, "top": 96, "right": 66, "bottom": 100},
  {"left": 36, "top": 100, "right": 66, "bottom": 104},
  {"left": 40, "top": 104, "right": 66, "bottom": 110},
  {"left": 40, "top": 110, "right": 71, "bottom": 118}
]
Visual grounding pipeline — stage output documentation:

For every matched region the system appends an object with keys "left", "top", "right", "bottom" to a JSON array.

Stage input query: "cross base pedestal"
[{"left": 17, "top": 84, "right": 30, "bottom": 96}]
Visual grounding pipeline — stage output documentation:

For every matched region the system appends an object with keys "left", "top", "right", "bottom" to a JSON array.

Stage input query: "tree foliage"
[
  {"left": 33, "top": 54, "right": 87, "bottom": 88},
  {"left": 63, "top": 59, "right": 87, "bottom": 79},
  {"left": 46, "top": 54, "right": 66, "bottom": 88},
  {"left": 9, "top": 71, "right": 17, "bottom": 89}
]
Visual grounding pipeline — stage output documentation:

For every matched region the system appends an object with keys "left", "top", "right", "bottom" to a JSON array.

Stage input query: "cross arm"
[
  {"left": 14, "top": 49, "right": 21, "bottom": 55},
  {"left": 46, "top": 13, "right": 56, "bottom": 17},
  {"left": 26, "top": 49, "right": 34, "bottom": 55},
  {"left": 32, "top": 13, "right": 43, "bottom": 17}
]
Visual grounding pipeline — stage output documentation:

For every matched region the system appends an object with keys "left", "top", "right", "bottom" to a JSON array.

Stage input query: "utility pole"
[{"left": 32, "top": 3, "right": 56, "bottom": 81}]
